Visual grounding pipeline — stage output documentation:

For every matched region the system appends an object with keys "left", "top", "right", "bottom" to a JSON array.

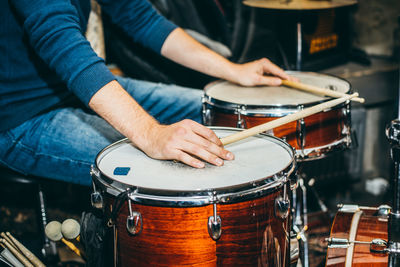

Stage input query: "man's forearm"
[
  {"left": 160, "top": 28, "right": 238, "bottom": 82},
  {"left": 88, "top": 80, "right": 158, "bottom": 148}
]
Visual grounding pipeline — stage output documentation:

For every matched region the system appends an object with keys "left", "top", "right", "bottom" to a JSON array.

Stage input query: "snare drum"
[
  {"left": 203, "top": 72, "right": 352, "bottom": 160},
  {"left": 326, "top": 205, "right": 389, "bottom": 266},
  {"left": 91, "top": 127, "right": 296, "bottom": 266}
]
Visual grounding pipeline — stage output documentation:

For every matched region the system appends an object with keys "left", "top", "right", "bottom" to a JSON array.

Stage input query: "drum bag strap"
[
  {"left": 80, "top": 189, "right": 132, "bottom": 267},
  {"left": 109, "top": 189, "right": 132, "bottom": 226},
  {"left": 80, "top": 211, "right": 107, "bottom": 267}
]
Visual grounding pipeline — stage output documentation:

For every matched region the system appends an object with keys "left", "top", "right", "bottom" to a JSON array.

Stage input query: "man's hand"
[
  {"left": 89, "top": 81, "right": 234, "bottom": 168},
  {"left": 161, "top": 28, "right": 298, "bottom": 88},
  {"left": 228, "top": 58, "right": 298, "bottom": 87},
  {"left": 140, "top": 119, "right": 234, "bottom": 168}
]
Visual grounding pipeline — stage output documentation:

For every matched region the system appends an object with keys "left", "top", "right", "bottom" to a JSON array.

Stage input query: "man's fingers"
[
  {"left": 178, "top": 141, "right": 225, "bottom": 166},
  {"left": 185, "top": 131, "right": 234, "bottom": 161},
  {"left": 256, "top": 76, "right": 282, "bottom": 86},
  {"left": 182, "top": 120, "right": 223, "bottom": 146},
  {"left": 174, "top": 150, "right": 205, "bottom": 168},
  {"left": 260, "top": 58, "right": 298, "bottom": 82}
]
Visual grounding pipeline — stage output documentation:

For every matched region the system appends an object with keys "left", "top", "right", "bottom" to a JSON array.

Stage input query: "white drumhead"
[
  {"left": 205, "top": 72, "right": 350, "bottom": 106},
  {"left": 96, "top": 129, "right": 293, "bottom": 191}
]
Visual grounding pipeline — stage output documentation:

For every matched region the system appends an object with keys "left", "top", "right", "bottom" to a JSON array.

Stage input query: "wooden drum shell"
[
  {"left": 103, "top": 187, "right": 290, "bottom": 266},
  {"left": 325, "top": 208, "right": 388, "bottom": 267},
  {"left": 206, "top": 107, "right": 347, "bottom": 154}
]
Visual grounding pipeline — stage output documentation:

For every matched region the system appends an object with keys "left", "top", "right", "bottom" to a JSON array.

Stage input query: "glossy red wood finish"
[
  {"left": 209, "top": 108, "right": 346, "bottom": 151},
  {"left": 105, "top": 187, "right": 290, "bottom": 266},
  {"left": 326, "top": 208, "right": 388, "bottom": 267}
]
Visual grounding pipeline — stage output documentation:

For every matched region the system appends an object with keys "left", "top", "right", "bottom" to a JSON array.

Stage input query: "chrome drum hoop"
[
  {"left": 92, "top": 127, "right": 296, "bottom": 207},
  {"left": 203, "top": 71, "right": 352, "bottom": 118}
]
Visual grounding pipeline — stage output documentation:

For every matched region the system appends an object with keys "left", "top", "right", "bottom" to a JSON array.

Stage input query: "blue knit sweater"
[{"left": 0, "top": 0, "right": 177, "bottom": 131}]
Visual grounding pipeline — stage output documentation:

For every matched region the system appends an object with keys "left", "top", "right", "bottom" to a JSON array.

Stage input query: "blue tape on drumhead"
[{"left": 113, "top": 167, "right": 131, "bottom": 176}]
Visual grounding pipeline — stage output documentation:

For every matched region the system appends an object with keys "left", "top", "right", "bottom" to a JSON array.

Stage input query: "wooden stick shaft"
[
  {"left": 61, "top": 238, "right": 82, "bottom": 258},
  {"left": 6, "top": 232, "right": 45, "bottom": 267},
  {"left": 0, "top": 233, "right": 17, "bottom": 251},
  {"left": 0, "top": 239, "right": 34, "bottom": 267},
  {"left": 221, "top": 93, "right": 357, "bottom": 146},
  {"left": 282, "top": 80, "right": 365, "bottom": 103}
]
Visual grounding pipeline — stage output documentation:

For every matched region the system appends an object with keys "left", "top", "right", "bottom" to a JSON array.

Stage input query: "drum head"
[
  {"left": 95, "top": 128, "right": 294, "bottom": 194},
  {"left": 205, "top": 72, "right": 350, "bottom": 106}
]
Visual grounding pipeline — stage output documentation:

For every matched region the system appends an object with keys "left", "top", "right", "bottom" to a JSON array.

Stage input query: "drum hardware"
[
  {"left": 289, "top": 232, "right": 300, "bottom": 265},
  {"left": 207, "top": 192, "right": 222, "bottom": 241},
  {"left": 275, "top": 183, "right": 291, "bottom": 219},
  {"left": 386, "top": 119, "right": 400, "bottom": 266},
  {"left": 326, "top": 237, "right": 388, "bottom": 251},
  {"left": 201, "top": 102, "right": 212, "bottom": 124},
  {"left": 292, "top": 176, "right": 310, "bottom": 267},
  {"left": 126, "top": 197, "right": 142, "bottom": 235},
  {"left": 343, "top": 104, "right": 353, "bottom": 147},
  {"left": 236, "top": 106, "right": 246, "bottom": 128},
  {"left": 90, "top": 166, "right": 104, "bottom": 210},
  {"left": 296, "top": 105, "right": 306, "bottom": 156}
]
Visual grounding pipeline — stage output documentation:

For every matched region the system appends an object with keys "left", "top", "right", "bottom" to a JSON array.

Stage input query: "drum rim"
[
  {"left": 92, "top": 127, "right": 296, "bottom": 206},
  {"left": 203, "top": 71, "right": 352, "bottom": 115}
]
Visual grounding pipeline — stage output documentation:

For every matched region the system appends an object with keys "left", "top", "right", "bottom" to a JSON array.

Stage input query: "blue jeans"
[{"left": 0, "top": 77, "right": 203, "bottom": 186}]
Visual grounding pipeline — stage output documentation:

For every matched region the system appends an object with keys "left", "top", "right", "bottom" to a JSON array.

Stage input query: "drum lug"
[
  {"left": 208, "top": 203, "right": 222, "bottom": 241},
  {"left": 91, "top": 190, "right": 103, "bottom": 210},
  {"left": 126, "top": 198, "right": 142, "bottom": 235},
  {"left": 275, "top": 196, "right": 290, "bottom": 219},
  {"left": 202, "top": 101, "right": 212, "bottom": 125},
  {"left": 343, "top": 104, "right": 352, "bottom": 146},
  {"left": 275, "top": 181, "right": 290, "bottom": 219},
  {"left": 236, "top": 106, "right": 247, "bottom": 129},
  {"left": 296, "top": 105, "right": 306, "bottom": 156},
  {"left": 90, "top": 166, "right": 103, "bottom": 210},
  {"left": 208, "top": 192, "right": 222, "bottom": 241}
]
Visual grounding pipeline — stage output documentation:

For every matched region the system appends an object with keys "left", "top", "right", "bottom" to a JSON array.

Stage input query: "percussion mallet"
[
  {"left": 281, "top": 79, "right": 365, "bottom": 103},
  {"left": 61, "top": 219, "right": 81, "bottom": 242},
  {"left": 4, "top": 232, "right": 45, "bottom": 267},
  {"left": 220, "top": 93, "right": 358, "bottom": 146},
  {"left": 45, "top": 221, "right": 83, "bottom": 258}
]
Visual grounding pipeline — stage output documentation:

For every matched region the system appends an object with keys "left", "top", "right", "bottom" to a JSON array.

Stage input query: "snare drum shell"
[
  {"left": 203, "top": 72, "right": 352, "bottom": 160},
  {"left": 93, "top": 128, "right": 295, "bottom": 266},
  {"left": 101, "top": 186, "right": 290, "bottom": 266},
  {"left": 325, "top": 208, "right": 388, "bottom": 266}
]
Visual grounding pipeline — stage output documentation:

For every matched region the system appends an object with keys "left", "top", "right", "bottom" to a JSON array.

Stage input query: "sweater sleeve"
[
  {"left": 97, "top": 0, "right": 178, "bottom": 53},
  {"left": 9, "top": 0, "right": 115, "bottom": 105}
]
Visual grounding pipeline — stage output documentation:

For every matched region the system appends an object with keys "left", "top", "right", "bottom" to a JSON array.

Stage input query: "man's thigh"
[
  {"left": 116, "top": 77, "right": 203, "bottom": 124},
  {"left": 0, "top": 108, "right": 123, "bottom": 186}
]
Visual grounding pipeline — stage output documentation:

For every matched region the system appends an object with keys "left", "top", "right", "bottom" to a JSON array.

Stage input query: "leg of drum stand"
[
  {"left": 292, "top": 173, "right": 309, "bottom": 267},
  {"left": 296, "top": 21, "right": 302, "bottom": 70},
  {"left": 299, "top": 178, "right": 309, "bottom": 267}
]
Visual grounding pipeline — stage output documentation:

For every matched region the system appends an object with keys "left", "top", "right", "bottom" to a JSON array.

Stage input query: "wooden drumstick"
[
  {"left": 220, "top": 93, "right": 358, "bottom": 146},
  {"left": 281, "top": 79, "right": 365, "bottom": 103},
  {"left": 0, "top": 238, "right": 34, "bottom": 267},
  {"left": 5, "top": 232, "right": 46, "bottom": 267}
]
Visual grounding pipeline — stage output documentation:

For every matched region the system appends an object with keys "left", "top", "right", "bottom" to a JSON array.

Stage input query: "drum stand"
[
  {"left": 386, "top": 119, "right": 400, "bottom": 266},
  {"left": 292, "top": 166, "right": 330, "bottom": 267}
]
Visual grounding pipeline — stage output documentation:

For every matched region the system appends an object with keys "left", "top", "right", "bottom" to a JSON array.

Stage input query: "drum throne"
[{"left": 0, "top": 166, "right": 58, "bottom": 262}]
